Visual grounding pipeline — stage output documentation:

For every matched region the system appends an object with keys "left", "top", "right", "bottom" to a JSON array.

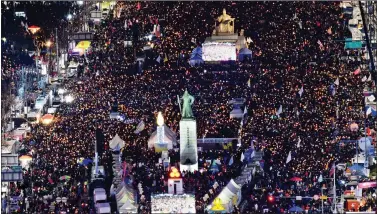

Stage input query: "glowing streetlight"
[
  {"left": 46, "top": 40, "right": 52, "bottom": 47},
  {"left": 2, "top": 38, "right": 6, "bottom": 42},
  {"left": 77, "top": 1, "right": 83, "bottom": 5},
  {"left": 67, "top": 14, "right": 73, "bottom": 20}
]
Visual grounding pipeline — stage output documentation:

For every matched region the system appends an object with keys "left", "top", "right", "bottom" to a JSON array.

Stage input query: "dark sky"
[{"left": 1, "top": 1, "right": 72, "bottom": 47}]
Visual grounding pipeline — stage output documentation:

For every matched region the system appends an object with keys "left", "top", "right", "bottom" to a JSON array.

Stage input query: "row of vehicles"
[{"left": 26, "top": 89, "right": 62, "bottom": 123}]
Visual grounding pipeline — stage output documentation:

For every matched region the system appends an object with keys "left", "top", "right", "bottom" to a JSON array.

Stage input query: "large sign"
[{"left": 197, "top": 138, "right": 237, "bottom": 144}]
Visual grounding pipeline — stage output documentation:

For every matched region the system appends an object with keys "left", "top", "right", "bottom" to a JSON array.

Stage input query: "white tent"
[
  {"left": 230, "top": 108, "right": 243, "bottom": 119},
  {"left": 94, "top": 192, "right": 107, "bottom": 202},
  {"left": 119, "top": 199, "right": 137, "bottom": 213},
  {"left": 109, "top": 134, "right": 125, "bottom": 150},
  {"left": 96, "top": 202, "right": 111, "bottom": 213},
  {"left": 147, "top": 124, "right": 176, "bottom": 149}
]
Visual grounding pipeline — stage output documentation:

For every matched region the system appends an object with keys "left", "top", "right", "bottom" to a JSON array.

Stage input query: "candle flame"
[{"left": 157, "top": 112, "right": 164, "bottom": 126}]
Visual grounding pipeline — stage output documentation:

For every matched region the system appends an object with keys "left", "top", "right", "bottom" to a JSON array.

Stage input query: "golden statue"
[{"left": 216, "top": 9, "right": 235, "bottom": 34}]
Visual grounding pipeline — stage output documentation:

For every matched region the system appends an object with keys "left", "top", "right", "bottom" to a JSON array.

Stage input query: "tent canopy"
[
  {"left": 96, "top": 202, "right": 111, "bottom": 213},
  {"left": 109, "top": 134, "right": 125, "bottom": 150},
  {"left": 75, "top": 41, "right": 91, "bottom": 50},
  {"left": 94, "top": 191, "right": 107, "bottom": 202},
  {"left": 238, "top": 48, "right": 252, "bottom": 55},
  {"left": 148, "top": 124, "right": 176, "bottom": 149}
]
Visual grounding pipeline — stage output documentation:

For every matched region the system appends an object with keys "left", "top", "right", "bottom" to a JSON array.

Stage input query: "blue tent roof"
[{"left": 239, "top": 48, "right": 252, "bottom": 55}]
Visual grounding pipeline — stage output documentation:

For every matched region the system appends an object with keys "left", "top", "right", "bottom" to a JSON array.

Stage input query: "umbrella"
[
  {"left": 289, "top": 206, "right": 303, "bottom": 212},
  {"left": 82, "top": 158, "right": 93, "bottom": 166},
  {"left": 289, "top": 206, "right": 304, "bottom": 212},
  {"left": 290, "top": 177, "right": 302, "bottom": 182},
  {"left": 59, "top": 175, "right": 71, "bottom": 181}
]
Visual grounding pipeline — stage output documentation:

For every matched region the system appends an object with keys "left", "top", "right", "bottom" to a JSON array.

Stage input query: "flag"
[
  {"left": 137, "top": 2, "right": 141, "bottom": 10},
  {"left": 327, "top": 27, "right": 332, "bottom": 35},
  {"left": 228, "top": 156, "right": 234, "bottom": 166},
  {"left": 367, "top": 95, "right": 375, "bottom": 102},
  {"left": 317, "top": 40, "right": 324, "bottom": 50},
  {"left": 250, "top": 150, "right": 255, "bottom": 159},
  {"left": 250, "top": 138, "right": 255, "bottom": 150},
  {"left": 330, "top": 84, "right": 336, "bottom": 96},
  {"left": 329, "top": 163, "right": 335, "bottom": 177},
  {"left": 366, "top": 107, "right": 372, "bottom": 116},
  {"left": 297, "top": 137, "right": 301, "bottom": 148},
  {"left": 240, "top": 152, "right": 245, "bottom": 162},
  {"left": 353, "top": 68, "right": 361, "bottom": 75},
  {"left": 318, "top": 174, "right": 323, "bottom": 183},
  {"left": 156, "top": 55, "right": 161, "bottom": 63},
  {"left": 286, "top": 151, "right": 292, "bottom": 164},
  {"left": 134, "top": 121, "right": 145, "bottom": 134},
  {"left": 244, "top": 106, "right": 248, "bottom": 115},
  {"left": 164, "top": 54, "right": 168, "bottom": 63},
  {"left": 367, "top": 74, "right": 372, "bottom": 81},
  {"left": 247, "top": 78, "right": 251, "bottom": 87},
  {"left": 276, "top": 105, "right": 283, "bottom": 116},
  {"left": 334, "top": 77, "right": 339, "bottom": 86},
  {"left": 124, "top": 20, "right": 128, "bottom": 29},
  {"left": 362, "top": 76, "right": 367, "bottom": 82},
  {"left": 298, "top": 86, "right": 304, "bottom": 97}
]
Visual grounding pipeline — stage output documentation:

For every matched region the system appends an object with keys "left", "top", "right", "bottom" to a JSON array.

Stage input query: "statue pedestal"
[{"left": 179, "top": 118, "right": 198, "bottom": 173}]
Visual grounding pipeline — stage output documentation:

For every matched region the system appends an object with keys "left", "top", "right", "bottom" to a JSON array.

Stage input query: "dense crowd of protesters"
[{"left": 7, "top": 1, "right": 376, "bottom": 213}]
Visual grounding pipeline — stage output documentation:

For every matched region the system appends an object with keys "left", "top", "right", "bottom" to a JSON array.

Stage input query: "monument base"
[
  {"left": 179, "top": 118, "right": 198, "bottom": 173},
  {"left": 180, "top": 163, "right": 198, "bottom": 173}
]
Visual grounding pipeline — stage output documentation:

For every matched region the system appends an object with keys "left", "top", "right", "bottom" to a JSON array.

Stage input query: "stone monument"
[{"left": 178, "top": 90, "right": 198, "bottom": 172}]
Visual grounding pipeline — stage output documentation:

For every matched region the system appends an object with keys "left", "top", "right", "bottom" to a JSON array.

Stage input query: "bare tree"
[{"left": 1, "top": 82, "right": 15, "bottom": 144}]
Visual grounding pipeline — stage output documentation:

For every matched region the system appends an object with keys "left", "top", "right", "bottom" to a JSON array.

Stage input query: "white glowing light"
[
  {"left": 58, "top": 88, "right": 65, "bottom": 94},
  {"left": 65, "top": 95, "right": 74, "bottom": 103}
]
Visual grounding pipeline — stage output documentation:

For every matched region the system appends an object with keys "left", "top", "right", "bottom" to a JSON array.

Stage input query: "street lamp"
[
  {"left": 2, "top": 37, "right": 6, "bottom": 42},
  {"left": 77, "top": 1, "right": 83, "bottom": 6},
  {"left": 45, "top": 40, "right": 52, "bottom": 47},
  {"left": 67, "top": 14, "right": 73, "bottom": 20}
]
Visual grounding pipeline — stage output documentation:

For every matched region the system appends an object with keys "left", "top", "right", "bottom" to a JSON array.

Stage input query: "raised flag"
[
  {"left": 317, "top": 40, "right": 324, "bottom": 50},
  {"left": 247, "top": 78, "right": 251, "bottom": 87},
  {"left": 362, "top": 76, "right": 367, "bottom": 82},
  {"left": 228, "top": 156, "right": 234, "bottom": 166},
  {"left": 367, "top": 95, "right": 375, "bottom": 102},
  {"left": 244, "top": 106, "right": 247, "bottom": 115},
  {"left": 298, "top": 86, "right": 304, "bottom": 97},
  {"left": 297, "top": 137, "right": 301, "bottom": 148},
  {"left": 286, "top": 151, "right": 292, "bottom": 164},
  {"left": 353, "top": 68, "right": 361, "bottom": 75},
  {"left": 240, "top": 152, "right": 245, "bottom": 162},
  {"left": 318, "top": 174, "right": 323, "bottom": 183},
  {"left": 334, "top": 77, "right": 339, "bottom": 86},
  {"left": 134, "top": 121, "right": 145, "bottom": 134},
  {"left": 329, "top": 163, "right": 335, "bottom": 177},
  {"left": 164, "top": 54, "right": 168, "bottom": 63},
  {"left": 327, "top": 27, "right": 332, "bottom": 35},
  {"left": 367, "top": 74, "right": 372, "bottom": 81},
  {"left": 366, "top": 107, "right": 372, "bottom": 116},
  {"left": 276, "top": 105, "right": 283, "bottom": 116},
  {"left": 156, "top": 55, "right": 161, "bottom": 63}
]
